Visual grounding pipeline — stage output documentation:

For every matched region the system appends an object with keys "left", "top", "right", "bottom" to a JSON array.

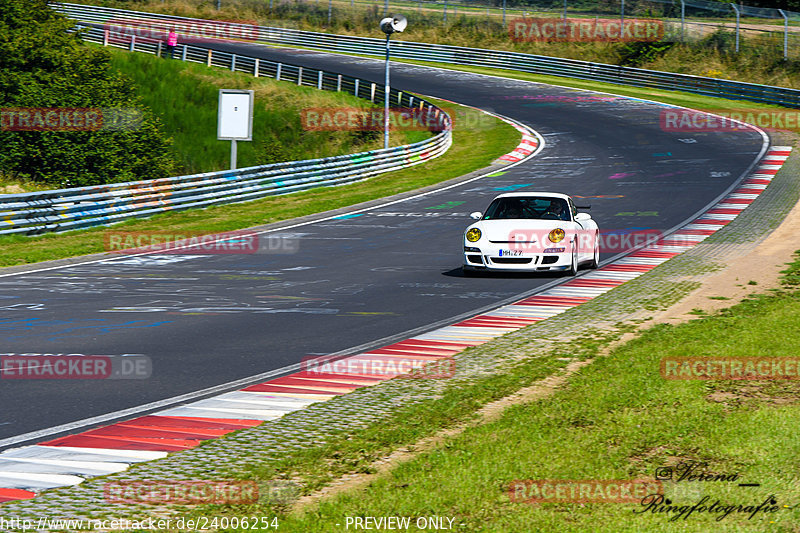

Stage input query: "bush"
[
  {"left": 616, "top": 40, "right": 675, "bottom": 67},
  {"left": 0, "top": 0, "right": 176, "bottom": 187},
  {"left": 700, "top": 28, "right": 738, "bottom": 54}
]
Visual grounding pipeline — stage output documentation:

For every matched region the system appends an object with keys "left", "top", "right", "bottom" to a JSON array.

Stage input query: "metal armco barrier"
[
  {"left": 53, "top": 2, "right": 800, "bottom": 108},
  {"left": 0, "top": 21, "right": 451, "bottom": 236}
]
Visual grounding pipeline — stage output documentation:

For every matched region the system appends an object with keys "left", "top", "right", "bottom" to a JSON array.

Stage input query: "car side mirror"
[
  {"left": 469, "top": 212, "right": 482, "bottom": 220},
  {"left": 575, "top": 213, "right": 592, "bottom": 221}
]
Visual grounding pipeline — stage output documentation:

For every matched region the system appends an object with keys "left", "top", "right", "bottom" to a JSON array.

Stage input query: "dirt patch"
[
  {"left": 628, "top": 446, "right": 697, "bottom": 470},
  {"left": 0, "top": 184, "right": 25, "bottom": 194},
  {"left": 647, "top": 195, "right": 800, "bottom": 326},
  {"left": 705, "top": 381, "right": 800, "bottom": 409}
]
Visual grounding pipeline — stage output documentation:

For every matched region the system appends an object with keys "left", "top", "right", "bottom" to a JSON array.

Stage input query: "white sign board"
[{"left": 217, "top": 89, "right": 254, "bottom": 141}]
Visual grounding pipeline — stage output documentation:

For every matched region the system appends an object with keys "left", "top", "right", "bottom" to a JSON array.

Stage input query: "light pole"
[
  {"left": 379, "top": 14, "right": 407, "bottom": 150},
  {"left": 779, "top": 9, "right": 788, "bottom": 60}
]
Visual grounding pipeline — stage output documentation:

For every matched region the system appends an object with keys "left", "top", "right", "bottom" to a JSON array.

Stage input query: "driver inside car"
[{"left": 543, "top": 200, "right": 570, "bottom": 221}]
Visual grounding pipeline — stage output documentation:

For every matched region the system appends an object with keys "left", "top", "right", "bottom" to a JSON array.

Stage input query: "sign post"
[{"left": 217, "top": 89, "right": 254, "bottom": 170}]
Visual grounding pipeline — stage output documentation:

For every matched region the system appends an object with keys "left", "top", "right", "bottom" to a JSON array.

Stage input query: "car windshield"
[{"left": 482, "top": 197, "right": 571, "bottom": 221}]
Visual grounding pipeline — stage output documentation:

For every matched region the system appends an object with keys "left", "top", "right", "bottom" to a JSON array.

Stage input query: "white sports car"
[{"left": 462, "top": 192, "right": 599, "bottom": 275}]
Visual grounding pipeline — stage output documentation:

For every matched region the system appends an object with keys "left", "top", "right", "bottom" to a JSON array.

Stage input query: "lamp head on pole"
[{"left": 380, "top": 14, "right": 407, "bottom": 35}]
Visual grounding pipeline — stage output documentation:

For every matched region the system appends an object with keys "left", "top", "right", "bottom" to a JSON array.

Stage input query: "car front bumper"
[{"left": 463, "top": 245, "right": 573, "bottom": 272}]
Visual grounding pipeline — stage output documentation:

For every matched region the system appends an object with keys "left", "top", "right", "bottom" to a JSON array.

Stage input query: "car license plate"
[{"left": 498, "top": 249, "right": 523, "bottom": 257}]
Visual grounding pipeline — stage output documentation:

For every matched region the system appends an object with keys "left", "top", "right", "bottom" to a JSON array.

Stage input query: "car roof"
[{"left": 491, "top": 192, "right": 571, "bottom": 200}]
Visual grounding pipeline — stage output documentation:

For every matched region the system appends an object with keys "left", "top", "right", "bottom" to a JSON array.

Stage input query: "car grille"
[{"left": 490, "top": 257, "right": 533, "bottom": 264}]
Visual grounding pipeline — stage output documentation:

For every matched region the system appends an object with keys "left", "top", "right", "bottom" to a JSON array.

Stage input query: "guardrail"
[
  {"left": 53, "top": 2, "right": 800, "bottom": 108},
  {"left": 0, "top": 25, "right": 451, "bottom": 236}
]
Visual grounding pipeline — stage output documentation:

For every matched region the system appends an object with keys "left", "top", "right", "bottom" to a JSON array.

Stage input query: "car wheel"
[
  {"left": 588, "top": 232, "right": 599, "bottom": 269},
  {"left": 566, "top": 245, "right": 578, "bottom": 276}
]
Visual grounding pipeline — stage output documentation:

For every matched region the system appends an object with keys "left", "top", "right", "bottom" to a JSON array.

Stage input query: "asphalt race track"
[{"left": 0, "top": 42, "right": 766, "bottom": 446}]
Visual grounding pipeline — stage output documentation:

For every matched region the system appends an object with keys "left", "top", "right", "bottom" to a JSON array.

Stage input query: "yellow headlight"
[
  {"left": 466, "top": 228, "right": 482, "bottom": 242},
  {"left": 548, "top": 228, "right": 565, "bottom": 243}
]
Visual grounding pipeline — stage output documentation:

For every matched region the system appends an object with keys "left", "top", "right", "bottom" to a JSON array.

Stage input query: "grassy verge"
[
  {"left": 107, "top": 46, "right": 428, "bottom": 175},
  {"left": 0, "top": 93, "right": 516, "bottom": 267},
  {"left": 216, "top": 254, "right": 800, "bottom": 532},
  {"left": 0, "top": 45, "right": 427, "bottom": 192}
]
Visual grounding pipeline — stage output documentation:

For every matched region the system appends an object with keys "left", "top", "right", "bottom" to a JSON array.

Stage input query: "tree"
[{"left": 0, "top": 0, "right": 175, "bottom": 187}]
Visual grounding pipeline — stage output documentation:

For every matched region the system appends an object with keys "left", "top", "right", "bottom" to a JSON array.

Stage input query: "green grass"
[
  {"left": 241, "top": 254, "right": 800, "bottom": 532},
  {"left": 105, "top": 46, "right": 425, "bottom": 175}
]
